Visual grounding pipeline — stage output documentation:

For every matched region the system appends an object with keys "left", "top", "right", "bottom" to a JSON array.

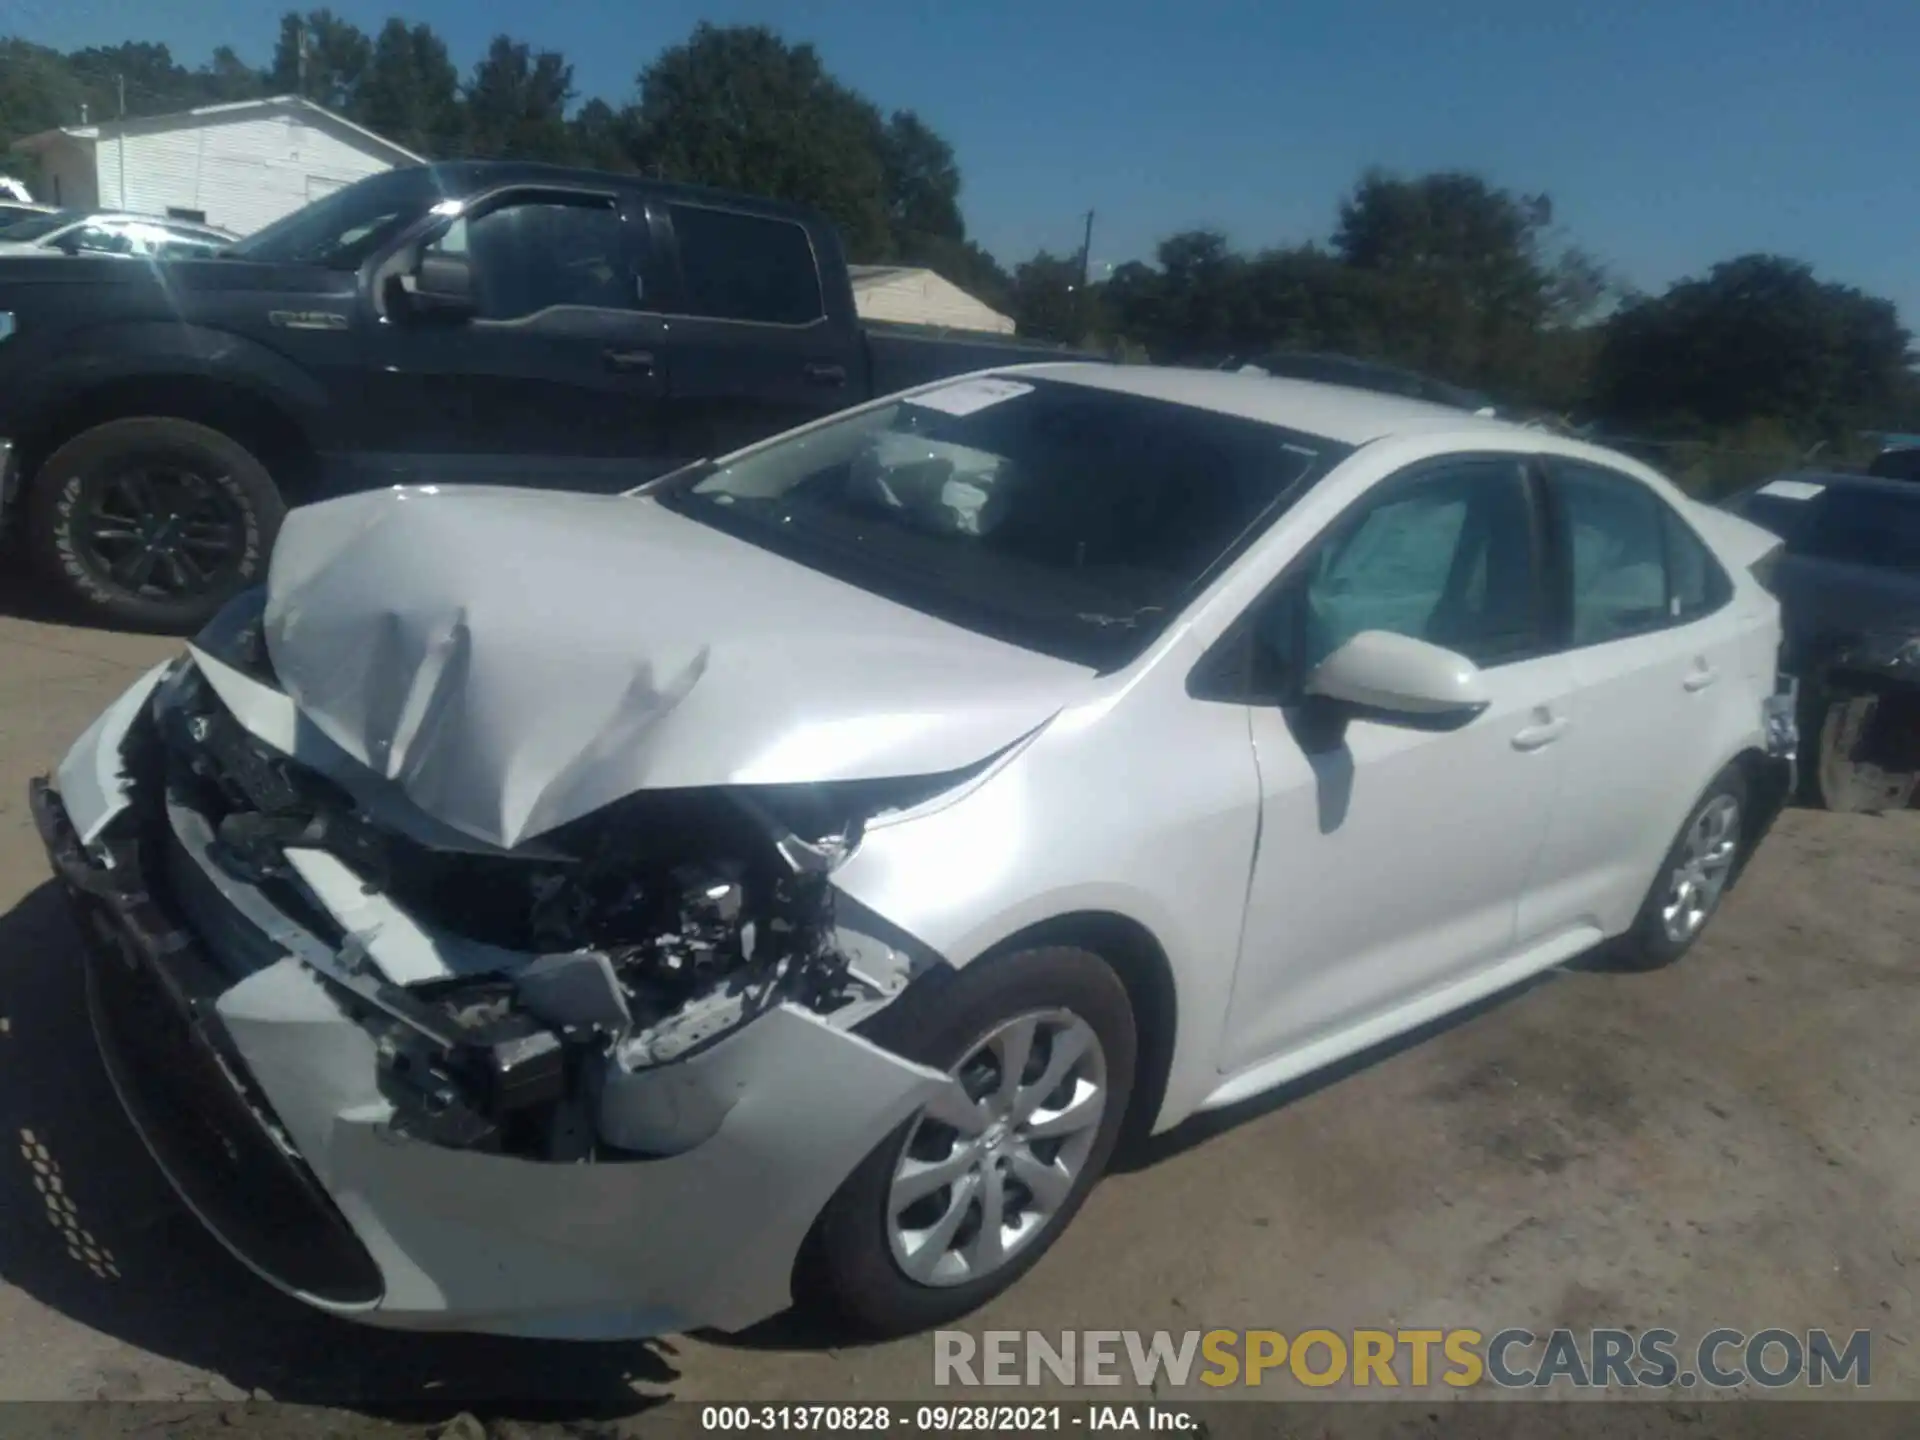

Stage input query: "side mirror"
[
  {"left": 1304, "top": 630, "right": 1490, "bottom": 727},
  {"left": 404, "top": 251, "right": 476, "bottom": 320}
]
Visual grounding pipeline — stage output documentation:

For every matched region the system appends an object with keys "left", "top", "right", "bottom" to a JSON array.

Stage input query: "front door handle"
[
  {"left": 603, "top": 348, "right": 657, "bottom": 376},
  {"left": 1511, "top": 716, "right": 1569, "bottom": 751},
  {"left": 803, "top": 360, "right": 848, "bottom": 387},
  {"left": 1683, "top": 664, "right": 1719, "bottom": 692}
]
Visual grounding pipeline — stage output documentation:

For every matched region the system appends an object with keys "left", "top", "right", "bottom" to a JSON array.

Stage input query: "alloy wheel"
[
  {"left": 1660, "top": 793, "right": 1742, "bottom": 944},
  {"left": 886, "top": 1009, "right": 1108, "bottom": 1287},
  {"left": 72, "top": 462, "right": 247, "bottom": 601}
]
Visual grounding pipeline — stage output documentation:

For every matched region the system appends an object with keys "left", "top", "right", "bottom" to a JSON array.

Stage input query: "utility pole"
[
  {"left": 116, "top": 74, "right": 126, "bottom": 119},
  {"left": 295, "top": 19, "right": 307, "bottom": 97},
  {"left": 1078, "top": 209, "right": 1095, "bottom": 289}
]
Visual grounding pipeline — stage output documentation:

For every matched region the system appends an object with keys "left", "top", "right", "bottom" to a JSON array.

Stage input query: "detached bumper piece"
[{"left": 30, "top": 778, "right": 385, "bottom": 1306}]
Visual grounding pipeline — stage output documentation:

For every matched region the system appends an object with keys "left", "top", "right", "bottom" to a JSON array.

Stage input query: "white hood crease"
[{"left": 261, "top": 485, "right": 1094, "bottom": 850}]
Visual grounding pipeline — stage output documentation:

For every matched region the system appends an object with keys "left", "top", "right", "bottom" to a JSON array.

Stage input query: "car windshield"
[
  {"left": 227, "top": 167, "right": 444, "bottom": 267},
  {"left": 649, "top": 375, "right": 1349, "bottom": 669},
  {"left": 0, "top": 208, "right": 82, "bottom": 242}
]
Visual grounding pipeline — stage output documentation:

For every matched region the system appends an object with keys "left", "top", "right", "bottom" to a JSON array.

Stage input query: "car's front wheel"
[{"left": 805, "top": 945, "right": 1136, "bottom": 1337}]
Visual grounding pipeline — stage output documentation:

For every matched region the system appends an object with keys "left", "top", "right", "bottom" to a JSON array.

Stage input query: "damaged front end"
[
  {"left": 1803, "top": 631, "right": 1920, "bottom": 814},
  {"left": 96, "top": 594, "right": 960, "bottom": 1168}
]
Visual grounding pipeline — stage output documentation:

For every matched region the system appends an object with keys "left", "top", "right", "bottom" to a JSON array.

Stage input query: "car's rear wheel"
[
  {"left": 24, "top": 417, "right": 284, "bottom": 633},
  {"left": 1612, "top": 766, "right": 1749, "bottom": 971},
  {"left": 804, "top": 946, "right": 1136, "bottom": 1337}
]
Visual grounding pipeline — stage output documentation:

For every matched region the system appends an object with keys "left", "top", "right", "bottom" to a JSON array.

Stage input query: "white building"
[
  {"left": 11, "top": 95, "right": 421, "bottom": 238},
  {"left": 849, "top": 264, "right": 1015, "bottom": 335}
]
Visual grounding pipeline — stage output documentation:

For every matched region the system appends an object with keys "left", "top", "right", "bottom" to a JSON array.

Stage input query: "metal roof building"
[{"left": 848, "top": 264, "right": 1015, "bottom": 335}]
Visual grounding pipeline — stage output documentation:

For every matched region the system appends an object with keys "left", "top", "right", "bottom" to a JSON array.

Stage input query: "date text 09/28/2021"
[{"left": 700, "top": 1406, "right": 1193, "bottom": 1431}]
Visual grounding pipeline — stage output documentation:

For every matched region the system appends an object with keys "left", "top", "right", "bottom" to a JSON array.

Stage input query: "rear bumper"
[{"left": 29, "top": 670, "right": 950, "bottom": 1340}]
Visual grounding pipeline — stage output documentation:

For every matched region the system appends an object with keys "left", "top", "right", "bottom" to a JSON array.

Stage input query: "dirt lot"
[{"left": 0, "top": 593, "right": 1916, "bottom": 1434}]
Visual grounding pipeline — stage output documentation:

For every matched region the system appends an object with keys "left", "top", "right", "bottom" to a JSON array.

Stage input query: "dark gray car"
[{"left": 1723, "top": 472, "right": 1920, "bottom": 810}]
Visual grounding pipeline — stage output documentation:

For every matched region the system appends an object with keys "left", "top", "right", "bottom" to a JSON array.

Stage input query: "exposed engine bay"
[{"left": 125, "top": 622, "right": 958, "bottom": 1165}]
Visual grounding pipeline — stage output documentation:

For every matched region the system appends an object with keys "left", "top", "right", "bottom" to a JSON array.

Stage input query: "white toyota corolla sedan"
[{"left": 33, "top": 364, "right": 1797, "bottom": 1341}]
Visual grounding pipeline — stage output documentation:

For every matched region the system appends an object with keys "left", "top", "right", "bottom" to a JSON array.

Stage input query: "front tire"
[
  {"left": 805, "top": 946, "right": 1136, "bottom": 1337},
  {"left": 24, "top": 417, "right": 285, "bottom": 633},
  {"left": 1612, "top": 766, "right": 1749, "bottom": 971}
]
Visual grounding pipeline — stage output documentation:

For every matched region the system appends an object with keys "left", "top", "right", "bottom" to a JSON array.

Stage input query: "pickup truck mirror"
[{"left": 405, "top": 252, "right": 476, "bottom": 320}]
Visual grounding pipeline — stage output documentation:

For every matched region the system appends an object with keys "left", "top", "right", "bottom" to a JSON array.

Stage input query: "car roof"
[
  {"left": 395, "top": 160, "right": 831, "bottom": 227},
  {"left": 1006, "top": 362, "right": 1530, "bottom": 447}
]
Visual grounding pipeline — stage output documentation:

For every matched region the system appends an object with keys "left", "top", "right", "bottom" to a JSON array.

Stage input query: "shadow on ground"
[{"left": 0, "top": 881, "right": 676, "bottom": 1418}]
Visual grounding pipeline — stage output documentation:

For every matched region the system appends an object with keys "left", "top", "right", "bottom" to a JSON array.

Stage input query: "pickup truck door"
[
  {"left": 641, "top": 199, "right": 865, "bottom": 466},
  {"left": 351, "top": 187, "right": 673, "bottom": 493}
]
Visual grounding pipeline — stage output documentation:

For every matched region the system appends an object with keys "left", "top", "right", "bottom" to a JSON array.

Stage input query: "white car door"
[
  {"left": 1516, "top": 459, "right": 1753, "bottom": 944},
  {"left": 1218, "top": 455, "right": 1576, "bottom": 1076}
]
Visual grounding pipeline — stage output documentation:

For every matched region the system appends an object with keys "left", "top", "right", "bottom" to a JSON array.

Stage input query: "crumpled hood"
[{"left": 262, "top": 485, "right": 1092, "bottom": 849}]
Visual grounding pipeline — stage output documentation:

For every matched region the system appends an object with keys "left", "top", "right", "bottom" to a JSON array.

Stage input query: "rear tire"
[
  {"left": 1611, "top": 766, "right": 1749, "bottom": 971},
  {"left": 803, "top": 946, "right": 1136, "bottom": 1338},
  {"left": 24, "top": 417, "right": 284, "bottom": 633}
]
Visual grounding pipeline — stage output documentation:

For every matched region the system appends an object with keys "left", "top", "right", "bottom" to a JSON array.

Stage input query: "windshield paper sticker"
[
  {"left": 1757, "top": 478, "right": 1826, "bottom": 500},
  {"left": 905, "top": 377, "right": 1035, "bottom": 416}
]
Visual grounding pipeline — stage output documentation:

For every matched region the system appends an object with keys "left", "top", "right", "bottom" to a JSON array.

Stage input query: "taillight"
[{"left": 1749, "top": 541, "right": 1783, "bottom": 594}]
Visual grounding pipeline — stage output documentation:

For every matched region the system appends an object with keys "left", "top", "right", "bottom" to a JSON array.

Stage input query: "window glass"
[
  {"left": 1803, "top": 489, "right": 1920, "bottom": 573},
  {"left": 1257, "top": 461, "right": 1539, "bottom": 678},
  {"left": 1559, "top": 465, "right": 1671, "bottom": 645},
  {"left": 1663, "top": 507, "right": 1730, "bottom": 620},
  {"left": 651, "top": 377, "right": 1345, "bottom": 668},
  {"left": 425, "top": 198, "right": 630, "bottom": 320},
  {"left": 667, "top": 204, "right": 823, "bottom": 324},
  {"left": 67, "top": 222, "right": 135, "bottom": 255}
]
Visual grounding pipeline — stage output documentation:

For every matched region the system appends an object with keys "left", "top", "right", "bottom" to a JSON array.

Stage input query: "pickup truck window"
[
  {"left": 651, "top": 377, "right": 1347, "bottom": 668},
  {"left": 666, "top": 203, "right": 824, "bottom": 325},
  {"left": 426, "top": 197, "right": 633, "bottom": 319}
]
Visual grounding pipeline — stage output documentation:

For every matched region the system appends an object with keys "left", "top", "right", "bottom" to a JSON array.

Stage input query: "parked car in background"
[
  {"left": 0, "top": 208, "right": 236, "bottom": 259},
  {"left": 0, "top": 162, "right": 1088, "bottom": 632},
  {"left": 1867, "top": 442, "right": 1920, "bottom": 483},
  {"left": 0, "top": 201, "right": 56, "bottom": 227},
  {"left": 33, "top": 365, "right": 1794, "bottom": 1341},
  {"left": 1723, "top": 472, "right": 1920, "bottom": 810}
]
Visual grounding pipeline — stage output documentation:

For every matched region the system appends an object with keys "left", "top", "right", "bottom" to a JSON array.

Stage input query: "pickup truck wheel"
[
  {"left": 25, "top": 417, "right": 284, "bottom": 633},
  {"left": 802, "top": 946, "right": 1135, "bottom": 1338}
]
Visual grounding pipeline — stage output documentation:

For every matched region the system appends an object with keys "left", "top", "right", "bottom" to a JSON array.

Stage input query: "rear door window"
[
  {"left": 1801, "top": 488, "right": 1920, "bottom": 574},
  {"left": 666, "top": 204, "right": 824, "bottom": 325}
]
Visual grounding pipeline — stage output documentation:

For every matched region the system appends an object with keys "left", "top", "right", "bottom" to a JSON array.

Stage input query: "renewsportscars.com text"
[{"left": 933, "top": 1327, "right": 1872, "bottom": 1390}]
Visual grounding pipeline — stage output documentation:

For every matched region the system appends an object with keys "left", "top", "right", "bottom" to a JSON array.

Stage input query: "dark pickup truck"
[{"left": 0, "top": 161, "right": 1080, "bottom": 629}]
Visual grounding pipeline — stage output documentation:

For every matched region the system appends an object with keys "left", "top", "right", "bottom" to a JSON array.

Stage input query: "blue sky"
[{"left": 15, "top": 0, "right": 1919, "bottom": 326}]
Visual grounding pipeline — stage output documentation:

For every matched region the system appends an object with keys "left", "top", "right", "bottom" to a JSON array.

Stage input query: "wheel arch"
[
  {"left": 12, "top": 373, "right": 320, "bottom": 516},
  {"left": 963, "top": 909, "right": 1181, "bottom": 1152}
]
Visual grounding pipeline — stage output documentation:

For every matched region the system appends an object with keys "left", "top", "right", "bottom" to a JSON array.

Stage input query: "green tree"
[
  {"left": 352, "top": 20, "right": 461, "bottom": 157},
  {"left": 567, "top": 98, "right": 636, "bottom": 173},
  {"left": 201, "top": 46, "right": 265, "bottom": 104},
  {"left": 1594, "top": 254, "right": 1915, "bottom": 441},
  {"left": 878, "top": 110, "right": 963, "bottom": 246},
  {"left": 462, "top": 35, "right": 575, "bottom": 163},
  {"left": 629, "top": 23, "right": 892, "bottom": 259},
  {"left": 268, "top": 9, "right": 371, "bottom": 110}
]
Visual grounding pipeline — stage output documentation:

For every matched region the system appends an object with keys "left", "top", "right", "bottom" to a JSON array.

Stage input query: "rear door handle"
[
  {"left": 803, "top": 361, "right": 848, "bottom": 387},
  {"left": 1511, "top": 717, "right": 1569, "bottom": 751},
  {"left": 1683, "top": 664, "right": 1719, "bottom": 692},
  {"left": 603, "top": 348, "right": 657, "bottom": 376}
]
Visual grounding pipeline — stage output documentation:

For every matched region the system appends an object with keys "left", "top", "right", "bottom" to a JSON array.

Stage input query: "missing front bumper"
[{"left": 31, "top": 767, "right": 955, "bottom": 1338}]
